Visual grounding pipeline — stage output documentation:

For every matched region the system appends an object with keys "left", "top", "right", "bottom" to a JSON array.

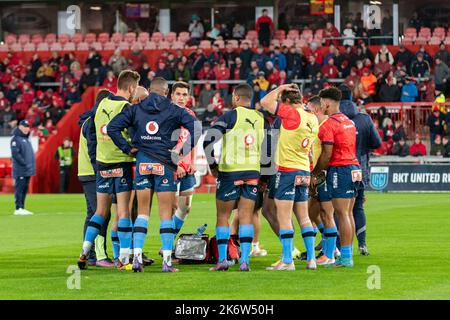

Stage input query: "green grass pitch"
[{"left": 0, "top": 192, "right": 449, "bottom": 300}]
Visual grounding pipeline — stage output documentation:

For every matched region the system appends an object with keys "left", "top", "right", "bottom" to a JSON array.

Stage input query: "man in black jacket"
[{"left": 10, "top": 120, "right": 35, "bottom": 215}]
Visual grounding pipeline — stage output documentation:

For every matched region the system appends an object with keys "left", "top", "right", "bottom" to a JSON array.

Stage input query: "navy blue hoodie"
[
  {"left": 107, "top": 92, "right": 202, "bottom": 171},
  {"left": 10, "top": 127, "right": 35, "bottom": 178},
  {"left": 340, "top": 100, "right": 382, "bottom": 186}
]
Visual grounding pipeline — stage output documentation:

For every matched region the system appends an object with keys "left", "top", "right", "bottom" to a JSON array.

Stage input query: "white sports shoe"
[
  {"left": 266, "top": 260, "right": 295, "bottom": 271},
  {"left": 22, "top": 208, "right": 34, "bottom": 215},
  {"left": 13, "top": 208, "right": 33, "bottom": 215},
  {"left": 250, "top": 247, "right": 267, "bottom": 257}
]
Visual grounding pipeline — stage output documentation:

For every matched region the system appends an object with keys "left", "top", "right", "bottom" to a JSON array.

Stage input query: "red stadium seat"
[
  {"left": 76, "top": 42, "right": 89, "bottom": 51},
  {"left": 227, "top": 39, "right": 239, "bottom": 49},
  {"left": 62, "top": 42, "right": 75, "bottom": 51},
  {"left": 58, "top": 33, "right": 70, "bottom": 46},
  {"left": 287, "top": 29, "right": 300, "bottom": 41},
  {"left": 36, "top": 43, "right": 49, "bottom": 51},
  {"left": 125, "top": 32, "right": 136, "bottom": 44},
  {"left": 144, "top": 41, "right": 157, "bottom": 50},
  {"left": 151, "top": 32, "right": 163, "bottom": 43},
  {"left": 71, "top": 33, "right": 83, "bottom": 45},
  {"left": 23, "top": 43, "right": 35, "bottom": 51},
  {"left": 245, "top": 30, "right": 258, "bottom": 41},
  {"left": 31, "top": 34, "right": 43, "bottom": 45},
  {"left": 275, "top": 30, "right": 286, "bottom": 41},
  {"left": 118, "top": 41, "right": 130, "bottom": 50},
  {"left": 18, "top": 34, "right": 30, "bottom": 46},
  {"left": 138, "top": 32, "right": 150, "bottom": 45},
  {"left": 214, "top": 40, "right": 225, "bottom": 49},
  {"left": 282, "top": 39, "right": 294, "bottom": 48},
  {"left": 91, "top": 42, "right": 103, "bottom": 51},
  {"left": 415, "top": 37, "right": 428, "bottom": 45},
  {"left": 178, "top": 32, "right": 190, "bottom": 43},
  {"left": 0, "top": 163, "right": 6, "bottom": 178},
  {"left": 45, "top": 33, "right": 57, "bottom": 45},
  {"left": 97, "top": 32, "right": 110, "bottom": 44},
  {"left": 111, "top": 32, "right": 123, "bottom": 44},
  {"left": 5, "top": 34, "right": 17, "bottom": 45},
  {"left": 270, "top": 39, "right": 280, "bottom": 47},
  {"left": 165, "top": 32, "right": 177, "bottom": 43},
  {"left": 84, "top": 33, "right": 96, "bottom": 45},
  {"left": 418, "top": 27, "right": 431, "bottom": 40},
  {"left": 295, "top": 39, "right": 307, "bottom": 48},
  {"left": 445, "top": 37, "right": 450, "bottom": 45},
  {"left": 433, "top": 27, "right": 446, "bottom": 40},
  {"left": 50, "top": 42, "right": 62, "bottom": 51},
  {"left": 0, "top": 44, "right": 9, "bottom": 52},
  {"left": 171, "top": 41, "right": 185, "bottom": 50},
  {"left": 199, "top": 40, "right": 211, "bottom": 49},
  {"left": 429, "top": 37, "right": 442, "bottom": 45},
  {"left": 103, "top": 42, "right": 116, "bottom": 51},
  {"left": 9, "top": 43, "right": 22, "bottom": 52},
  {"left": 158, "top": 41, "right": 170, "bottom": 50}
]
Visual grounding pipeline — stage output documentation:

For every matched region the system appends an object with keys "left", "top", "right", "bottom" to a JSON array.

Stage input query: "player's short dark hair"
[
  {"left": 171, "top": 81, "right": 190, "bottom": 94},
  {"left": 117, "top": 70, "right": 140, "bottom": 91},
  {"left": 280, "top": 85, "right": 302, "bottom": 104},
  {"left": 234, "top": 84, "right": 253, "bottom": 101},
  {"left": 319, "top": 87, "right": 342, "bottom": 102},
  {"left": 149, "top": 77, "right": 168, "bottom": 91},
  {"left": 308, "top": 95, "right": 321, "bottom": 106},
  {"left": 95, "top": 89, "right": 111, "bottom": 104}
]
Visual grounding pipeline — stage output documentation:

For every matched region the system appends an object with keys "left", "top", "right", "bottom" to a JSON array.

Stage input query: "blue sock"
[
  {"left": 216, "top": 226, "right": 230, "bottom": 262},
  {"left": 111, "top": 230, "right": 120, "bottom": 259},
  {"left": 324, "top": 227, "right": 338, "bottom": 259},
  {"left": 172, "top": 214, "right": 184, "bottom": 238},
  {"left": 301, "top": 226, "right": 316, "bottom": 262},
  {"left": 160, "top": 220, "right": 174, "bottom": 251},
  {"left": 238, "top": 224, "right": 254, "bottom": 265},
  {"left": 341, "top": 245, "right": 353, "bottom": 259},
  {"left": 118, "top": 218, "right": 133, "bottom": 253},
  {"left": 280, "top": 229, "right": 294, "bottom": 264},
  {"left": 84, "top": 214, "right": 104, "bottom": 245},
  {"left": 317, "top": 223, "right": 324, "bottom": 235},
  {"left": 133, "top": 215, "right": 149, "bottom": 253}
]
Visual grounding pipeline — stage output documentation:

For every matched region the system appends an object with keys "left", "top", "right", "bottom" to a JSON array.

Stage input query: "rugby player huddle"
[{"left": 77, "top": 69, "right": 373, "bottom": 273}]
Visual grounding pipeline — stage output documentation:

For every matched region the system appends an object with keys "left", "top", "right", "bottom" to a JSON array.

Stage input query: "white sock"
[
  {"left": 82, "top": 241, "right": 92, "bottom": 255},
  {"left": 134, "top": 248, "right": 143, "bottom": 263},
  {"left": 252, "top": 242, "right": 259, "bottom": 250},
  {"left": 162, "top": 250, "right": 172, "bottom": 266},
  {"left": 119, "top": 248, "right": 130, "bottom": 264}
]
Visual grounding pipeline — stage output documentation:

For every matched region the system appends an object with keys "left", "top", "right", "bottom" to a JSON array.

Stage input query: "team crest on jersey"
[
  {"left": 139, "top": 163, "right": 164, "bottom": 175},
  {"left": 370, "top": 167, "right": 389, "bottom": 190},
  {"left": 146, "top": 121, "right": 159, "bottom": 135},
  {"left": 99, "top": 168, "right": 123, "bottom": 178},
  {"left": 162, "top": 178, "right": 169, "bottom": 184},
  {"left": 244, "top": 134, "right": 255, "bottom": 146}
]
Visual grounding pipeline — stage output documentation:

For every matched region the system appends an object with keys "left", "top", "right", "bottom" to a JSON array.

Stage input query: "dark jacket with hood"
[
  {"left": 107, "top": 92, "right": 202, "bottom": 171},
  {"left": 10, "top": 127, "right": 36, "bottom": 178},
  {"left": 340, "top": 99, "right": 382, "bottom": 187}
]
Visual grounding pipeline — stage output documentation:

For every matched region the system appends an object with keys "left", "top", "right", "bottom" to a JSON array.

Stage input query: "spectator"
[
  {"left": 239, "top": 42, "right": 253, "bottom": 72},
  {"left": 55, "top": 137, "right": 74, "bottom": 193},
  {"left": 78, "top": 67, "right": 96, "bottom": 93},
  {"left": 418, "top": 77, "right": 436, "bottom": 102},
  {"left": 435, "top": 42, "right": 450, "bottom": 66},
  {"left": 305, "top": 55, "right": 322, "bottom": 79},
  {"left": 310, "top": 72, "right": 327, "bottom": 95},
  {"left": 323, "top": 22, "right": 340, "bottom": 47},
  {"left": 102, "top": 70, "right": 117, "bottom": 90},
  {"left": 381, "top": 10, "right": 393, "bottom": 44},
  {"left": 434, "top": 58, "right": 450, "bottom": 93},
  {"left": 12, "top": 95, "right": 28, "bottom": 121},
  {"left": 375, "top": 45, "right": 394, "bottom": 65},
  {"left": 220, "top": 23, "right": 231, "bottom": 40},
  {"left": 409, "top": 12, "right": 423, "bottom": 32},
  {"left": 253, "top": 71, "right": 270, "bottom": 91},
  {"left": 97, "top": 59, "right": 111, "bottom": 85},
  {"left": 206, "top": 24, "right": 222, "bottom": 41},
  {"left": 443, "top": 136, "right": 450, "bottom": 157},
  {"left": 430, "top": 135, "right": 445, "bottom": 156},
  {"left": 323, "top": 44, "right": 337, "bottom": 66},
  {"left": 21, "top": 82, "right": 34, "bottom": 105},
  {"left": 108, "top": 49, "right": 128, "bottom": 76},
  {"left": 409, "top": 135, "right": 427, "bottom": 156},
  {"left": 154, "top": 60, "right": 173, "bottom": 80},
  {"left": 189, "top": 48, "right": 207, "bottom": 76},
  {"left": 0, "top": 104, "right": 17, "bottom": 132},
  {"left": 358, "top": 41, "right": 374, "bottom": 62},
  {"left": 378, "top": 76, "right": 400, "bottom": 102},
  {"left": 374, "top": 54, "right": 392, "bottom": 76},
  {"left": 141, "top": 70, "right": 155, "bottom": 89},
  {"left": 415, "top": 46, "right": 432, "bottom": 67},
  {"left": 127, "top": 44, "right": 148, "bottom": 71},
  {"left": 309, "top": 42, "right": 323, "bottom": 65},
  {"left": 202, "top": 103, "right": 219, "bottom": 128},
  {"left": 393, "top": 120, "right": 407, "bottom": 142},
  {"left": 360, "top": 68, "right": 377, "bottom": 97},
  {"left": 85, "top": 48, "right": 102, "bottom": 71},
  {"left": 36, "top": 61, "right": 55, "bottom": 82},
  {"left": 401, "top": 77, "right": 418, "bottom": 103},
  {"left": 256, "top": 9, "right": 273, "bottom": 47},
  {"left": 213, "top": 59, "right": 231, "bottom": 98},
  {"left": 321, "top": 58, "right": 339, "bottom": 79},
  {"left": 411, "top": 53, "right": 430, "bottom": 78},
  {"left": 188, "top": 15, "right": 204, "bottom": 46},
  {"left": 251, "top": 83, "right": 266, "bottom": 109},
  {"left": 427, "top": 106, "right": 445, "bottom": 143},
  {"left": 198, "top": 82, "right": 215, "bottom": 110},
  {"left": 381, "top": 117, "right": 395, "bottom": 145},
  {"left": 232, "top": 22, "right": 245, "bottom": 40},
  {"left": 252, "top": 46, "right": 270, "bottom": 71},
  {"left": 342, "top": 22, "right": 355, "bottom": 46},
  {"left": 138, "top": 62, "right": 151, "bottom": 86},
  {"left": 270, "top": 46, "right": 286, "bottom": 71},
  {"left": 0, "top": 91, "right": 8, "bottom": 110},
  {"left": 208, "top": 44, "right": 223, "bottom": 66},
  {"left": 231, "top": 57, "right": 248, "bottom": 81},
  {"left": 391, "top": 138, "right": 410, "bottom": 157},
  {"left": 174, "top": 62, "right": 191, "bottom": 82},
  {"left": 65, "top": 85, "right": 81, "bottom": 109},
  {"left": 395, "top": 44, "right": 415, "bottom": 72},
  {"left": 210, "top": 90, "right": 225, "bottom": 115},
  {"left": 223, "top": 43, "right": 238, "bottom": 69},
  {"left": 286, "top": 47, "right": 305, "bottom": 79}
]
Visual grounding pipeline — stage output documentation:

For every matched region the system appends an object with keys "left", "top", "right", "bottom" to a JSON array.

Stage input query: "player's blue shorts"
[
  {"left": 274, "top": 170, "right": 310, "bottom": 202},
  {"left": 134, "top": 153, "right": 177, "bottom": 192},
  {"left": 327, "top": 165, "right": 362, "bottom": 199},
  {"left": 267, "top": 174, "right": 276, "bottom": 199},
  {"left": 216, "top": 178, "right": 259, "bottom": 202},
  {"left": 96, "top": 165, "right": 133, "bottom": 194},
  {"left": 177, "top": 174, "right": 196, "bottom": 194},
  {"left": 317, "top": 180, "right": 332, "bottom": 202}
]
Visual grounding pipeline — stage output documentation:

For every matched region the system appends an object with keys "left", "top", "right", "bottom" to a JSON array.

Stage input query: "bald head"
[
  {"left": 132, "top": 86, "right": 149, "bottom": 104},
  {"left": 149, "top": 77, "right": 169, "bottom": 97}
]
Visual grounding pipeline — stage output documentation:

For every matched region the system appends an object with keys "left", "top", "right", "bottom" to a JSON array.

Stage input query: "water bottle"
[{"left": 194, "top": 224, "right": 207, "bottom": 237}]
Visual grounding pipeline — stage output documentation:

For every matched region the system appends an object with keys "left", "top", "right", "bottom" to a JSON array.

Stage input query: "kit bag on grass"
[
  {"left": 208, "top": 234, "right": 240, "bottom": 264},
  {"left": 174, "top": 234, "right": 210, "bottom": 264}
]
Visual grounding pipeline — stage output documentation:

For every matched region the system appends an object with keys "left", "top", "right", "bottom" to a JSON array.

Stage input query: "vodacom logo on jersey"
[{"left": 146, "top": 121, "right": 159, "bottom": 135}]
